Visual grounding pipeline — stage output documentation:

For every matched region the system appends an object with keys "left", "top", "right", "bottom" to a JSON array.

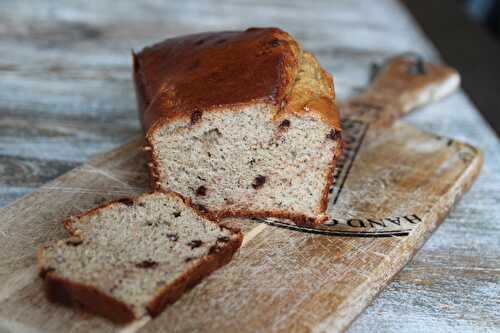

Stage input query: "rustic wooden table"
[{"left": 1, "top": 0, "right": 499, "bottom": 332}]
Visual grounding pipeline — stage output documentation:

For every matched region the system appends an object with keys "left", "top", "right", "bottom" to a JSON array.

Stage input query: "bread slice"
[
  {"left": 37, "top": 192, "right": 242, "bottom": 323},
  {"left": 133, "top": 27, "right": 343, "bottom": 226}
]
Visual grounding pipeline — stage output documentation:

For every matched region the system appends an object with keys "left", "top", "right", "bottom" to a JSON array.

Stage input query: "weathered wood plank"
[
  {"left": 0, "top": 114, "right": 140, "bottom": 161},
  {"left": 0, "top": 155, "right": 77, "bottom": 187},
  {"left": 350, "top": 251, "right": 500, "bottom": 332}
]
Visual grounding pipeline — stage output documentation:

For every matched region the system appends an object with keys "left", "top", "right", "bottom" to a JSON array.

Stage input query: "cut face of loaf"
[
  {"left": 134, "top": 28, "right": 342, "bottom": 226},
  {"left": 37, "top": 192, "right": 242, "bottom": 323}
]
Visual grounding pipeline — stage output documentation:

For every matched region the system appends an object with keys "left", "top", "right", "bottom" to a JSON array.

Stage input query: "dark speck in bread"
[
  {"left": 252, "top": 175, "right": 267, "bottom": 189},
  {"left": 187, "top": 240, "right": 203, "bottom": 249},
  {"left": 196, "top": 186, "right": 207, "bottom": 196},
  {"left": 135, "top": 260, "right": 159, "bottom": 269},
  {"left": 190, "top": 110, "right": 203, "bottom": 125}
]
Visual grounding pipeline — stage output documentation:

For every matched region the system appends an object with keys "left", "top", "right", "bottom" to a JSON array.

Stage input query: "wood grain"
[
  {"left": 0, "top": 121, "right": 482, "bottom": 332},
  {"left": 0, "top": 0, "right": 498, "bottom": 332}
]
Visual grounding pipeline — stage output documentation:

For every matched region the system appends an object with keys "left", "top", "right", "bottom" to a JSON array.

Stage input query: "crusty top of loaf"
[
  {"left": 133, "top": 27, "right": 340, "bottom": 133},
  {"left": 277, "top": 51, "right": 339, "bottom": 129}
]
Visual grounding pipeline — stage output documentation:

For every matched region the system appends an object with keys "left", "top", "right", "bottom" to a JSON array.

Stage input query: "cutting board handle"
[{"left": 339, "top": 54, "right": 461, "bottom": 128}]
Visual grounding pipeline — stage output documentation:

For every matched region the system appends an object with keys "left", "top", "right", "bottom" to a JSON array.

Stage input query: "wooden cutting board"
[{"left": 0, "top": 56, "right": 483, "bottom": 333}]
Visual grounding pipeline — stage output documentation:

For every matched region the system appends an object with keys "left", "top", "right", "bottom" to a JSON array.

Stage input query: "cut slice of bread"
[
  {"left": 133, "top": 27, "right": 343, "bottom": 226},
  {"left": 37, "top": 192, "right": 242, "bottom": 323}
]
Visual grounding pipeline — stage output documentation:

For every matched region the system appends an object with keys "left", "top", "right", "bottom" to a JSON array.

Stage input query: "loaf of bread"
[
  {"left": 37, "top": 192, "right": 242, "bottom": 323},
  {"left": 133, "top": 27, "right": 343, "bottom": 226}
]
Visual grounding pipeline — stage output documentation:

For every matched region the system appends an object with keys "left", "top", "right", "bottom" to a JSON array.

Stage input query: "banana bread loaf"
[{"left": 133, "top": 27, "right": 342, "bottom": 226}]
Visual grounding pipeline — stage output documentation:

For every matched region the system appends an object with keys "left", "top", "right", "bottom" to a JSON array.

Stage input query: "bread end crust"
[{"left": 41, "top": 271, "right": 137, "bottom": 324}]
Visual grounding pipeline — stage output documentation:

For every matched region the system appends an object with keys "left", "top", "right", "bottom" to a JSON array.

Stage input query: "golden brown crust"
[
  {"left": 134, "top": 28, "right": 341, "bottom": 132},
  {"left": 275, "top": 52, "right": 341, "bottom": 130},
  {"left": 133, "top": 27, "right": 301, "bottom": 132}
]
